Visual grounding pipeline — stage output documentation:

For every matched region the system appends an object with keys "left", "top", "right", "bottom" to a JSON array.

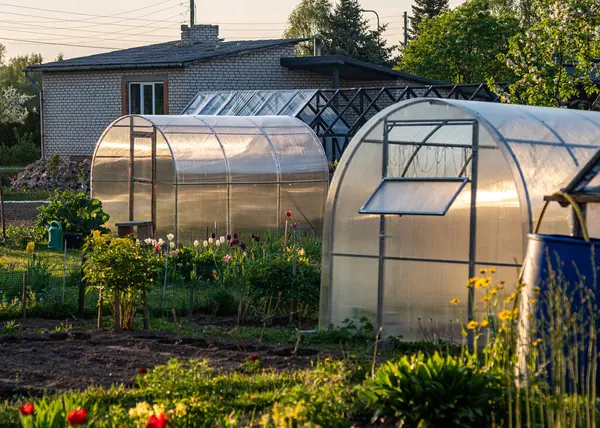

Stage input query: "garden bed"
[{"left": 0, "top": 320, "right": 326, "bottom": 397}]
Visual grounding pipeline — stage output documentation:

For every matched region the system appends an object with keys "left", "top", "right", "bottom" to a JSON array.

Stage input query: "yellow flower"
[
  {"left": 482, "top": 295, "right": 492, "bottom": 302},
  {"left": 513, "top": 307, "right": 519, "bottom": 316},
  {"left": 480, "top": 268, "right": 487, "bottom": 274},
  {"left": 529, "top": 299, "right": 536, "bottom": 304},
  {"left": 129, "top": 402, "right": 151, "bottom": 420},
  {"left": 499, "top": 310, "right": 512, "bottom": 321},
  {"left": 467, "top": 320, "right": 478, "bottom": 329},
  {"left": 490, "top": 286, "right": 499, "bottom": 295},
  {"left": 25, "top": 241, "right": 35, "bottom": 254},
  {"left": 481, "top": 319, "right": 489, "bottom": 328},
  {"left": 532, "top": 339, "right": 542, "bottom": 347},
  {"left": 175, "top": 403, "right": 187, "bottom": 417},
  {"left": 469, "top": 277, "right": 477, "bottom": 284},
  {"left": 450, "top": 298, "right": 460, "bottom": 305},
  {"left": 504, "top": 293, "right": 516, "bottom": 304},
  {"left": 153, "top": 403, "right": 165, "bottom": 417},
  {"left": 490, "top": 267, "right": 496, "bottom": 274}
]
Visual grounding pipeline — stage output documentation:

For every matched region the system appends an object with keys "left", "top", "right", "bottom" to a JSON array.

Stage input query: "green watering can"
[{"left": 47, "top": 220, "right": 64, "bottom": 251}]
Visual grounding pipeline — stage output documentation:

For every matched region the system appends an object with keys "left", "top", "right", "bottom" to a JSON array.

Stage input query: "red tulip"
[
  {"left": 19, "top": 402, "right": 34, "bottom": 416},
  {"left": 146, "top": 413, "right": 169, "bottom": 428},
  {"left": 292, "top": 223, "right": 297, "bottom": 229},
  {"left": 249, "top": 354, "right": 259, "bottom": 362},
  {"left": 137, "top": 368, "right": 148, "bottom": 375},
  {"left": 67, "top": 408, "right": 87, "bottom": 425},
  {"left": 285, "top": 211, "right": 292, "bottom": 217}
]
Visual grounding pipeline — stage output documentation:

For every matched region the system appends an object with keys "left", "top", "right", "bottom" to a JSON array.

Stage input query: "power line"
[
  {"left": 0, "top": 36, "right": 119, "bottom": 50},
  {"left": 0, "top": 0, "right": 182, "bottom": 24},
  {"left": 0, "top": 25, "right": 172, "bottom": 44}
]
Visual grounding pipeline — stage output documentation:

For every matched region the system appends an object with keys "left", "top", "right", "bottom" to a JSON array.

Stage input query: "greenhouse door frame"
[
  {"left": 127, "top": 116, "right": 157, "bottom": 237},
  {"left": 375, "top": 118, "right": 480, "bottom": 333}
]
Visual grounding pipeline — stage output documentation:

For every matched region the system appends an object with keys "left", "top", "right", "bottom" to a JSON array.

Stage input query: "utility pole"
[
  {"left": 403, "top": 11, "right": 409, "bottom": 46},
  {"left": 190, "top": 0, "right": 195, "bottom": 26}
]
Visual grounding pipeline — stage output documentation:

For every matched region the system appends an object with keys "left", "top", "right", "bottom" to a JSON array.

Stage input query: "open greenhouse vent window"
[
  {"left": 359, "top": 177, "right": 469, "bottom": 216},
  {"left": 562, "top": 148, "right": 600, "bottom": 195}
]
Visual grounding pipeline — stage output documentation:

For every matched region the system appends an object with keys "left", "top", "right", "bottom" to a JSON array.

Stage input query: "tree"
[
  {"left": 0, "top": 53, "right": 43, "bottom": 110},
  {"left": 283, "top": 0, "right": 331, "bottom": 56},
  {"left": 499, "top": 0, "right": 600, "bottom": 108},
  {"left": 321, "top": 0, "right": 392, "bottom": 66},
  {"left": 397, "top": 0, "right": 519, "bottom": 83},
  {"left": 409, "top": 0, "right": 449, "bottom": 36},
  {"left": 0, "top": 86, "right": 32, "bottom": 124}
]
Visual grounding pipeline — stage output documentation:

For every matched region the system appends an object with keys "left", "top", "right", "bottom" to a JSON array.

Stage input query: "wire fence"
[{"left": 0, "top": 260, "right": 230, "bottom": 322}]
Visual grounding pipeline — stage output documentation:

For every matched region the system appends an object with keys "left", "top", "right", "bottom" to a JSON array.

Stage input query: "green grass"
[{"left": 0, "top": 244, "right": 81, "bottom": 267}]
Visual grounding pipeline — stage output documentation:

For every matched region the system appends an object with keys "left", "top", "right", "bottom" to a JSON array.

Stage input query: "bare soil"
[{"left": 0, "top": 318, "right": 325, "bottom": 397}]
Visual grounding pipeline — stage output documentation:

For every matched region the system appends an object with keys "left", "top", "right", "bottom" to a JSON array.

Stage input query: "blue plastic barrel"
[{"left": 520, "top": 233, "right": 600, "bottom": 389}]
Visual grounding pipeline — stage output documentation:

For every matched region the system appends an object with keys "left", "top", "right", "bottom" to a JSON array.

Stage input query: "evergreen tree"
[
  {"left": 321, "top": 0, "right": 391, "bottom": 66},
  {"left": 409, "top": 0, "right": 449, "bottom": 36}
]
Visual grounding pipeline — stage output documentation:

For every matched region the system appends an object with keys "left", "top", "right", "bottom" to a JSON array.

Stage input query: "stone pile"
[{"left": 11, "top": 157, "right": 90, "bottom": 194}]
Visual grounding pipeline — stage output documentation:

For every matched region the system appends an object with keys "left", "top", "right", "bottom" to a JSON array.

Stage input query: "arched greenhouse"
[
  {"left": 91, "top": 115, "right": 328, "bottom": 242},
  {"left": 319, "top": 98, "right": 600, "bottom": 340}
]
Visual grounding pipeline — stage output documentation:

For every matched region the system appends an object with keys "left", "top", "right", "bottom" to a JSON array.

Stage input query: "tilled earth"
[{"left": 0, "top": 319, "right": 324, "bottom": 396}]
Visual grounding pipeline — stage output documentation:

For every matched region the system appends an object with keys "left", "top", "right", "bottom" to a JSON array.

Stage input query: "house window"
[{"left": 128, "top": 82, "right": 165, "bottom": 114}]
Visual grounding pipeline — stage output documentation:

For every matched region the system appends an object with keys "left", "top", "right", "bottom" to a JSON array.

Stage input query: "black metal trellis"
[{"left": 297, "top": 83, "right": 508, "bottom": 161}]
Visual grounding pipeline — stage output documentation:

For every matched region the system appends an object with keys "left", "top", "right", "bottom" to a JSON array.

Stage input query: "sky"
[{"left": 0, "top": 0, "right": 463, "bottom": 62}]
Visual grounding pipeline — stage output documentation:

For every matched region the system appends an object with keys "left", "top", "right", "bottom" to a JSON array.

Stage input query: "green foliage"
[
  {"left": 399, "top": 0, "right": 519, "bottom": 83},
  {"left": 83, "top": 234, "right": 162, "bottom": 329},
  {"left": 499, "top": 0, "right": 600, "bottom": 108},
  {"left": 36, "top": 190, "right": 110, "bottom": 236},
  {"left": 0, "top": 129, "right": 40, "bottom": 165},
  {"left": 320, "top": 0, "right": 392, "bottom": 66},
  {"left": 18, "top": 394, "right": 93, "bottom": 428},
  {"left": 361, "top": 352, "right": 505, "bottom": 427},
  {"left": 2, "top": 224, "right": 45, "bottom": 246},
  {"left": 283, "top": 0, "right": 332, "bottom": 56},
  {"left": 409, "top": 0, "right": 449, "bottom": 36}
]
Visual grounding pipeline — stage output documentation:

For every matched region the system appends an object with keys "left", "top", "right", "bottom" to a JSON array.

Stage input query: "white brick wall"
[{"left": 42, "top": 44, "right": 415, "bottom": 158}]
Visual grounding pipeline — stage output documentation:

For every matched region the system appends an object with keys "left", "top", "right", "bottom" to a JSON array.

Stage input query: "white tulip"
[
  {"left": 158, "top": 238, "right": 164, "bottom": 246},
  {"left": 151, "top": 239, "right": 157, "bottom": 246},
  {"left": 144, "top": 238, "right": 152, "bottom": 245},
  {"left": 167, "top": 233, "right": 175, "bottom": 241},
  {"left": 169, "top": 241, "right": 175, "bottom": 249},
  {"left": 208, "top": 237, "right": 214, "bottom": 244},
  {"left": 215, "top": 240, "right": 221, "bottom": 247},
  {"left": 219, "top": 236, "right": 226, "bottom": 244},
  {"left": 203, "top": 240, "right": 209, "bottom": 247},
  {"left": 135, "top": 239, "right": 140, "bottom": 246},
  {"left": 193, "top": 240, "right": 200, "bottom": 248}
]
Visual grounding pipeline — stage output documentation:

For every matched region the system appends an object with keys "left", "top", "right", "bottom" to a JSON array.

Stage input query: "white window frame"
[{"left": 128, "top": 82, "right": 163, "bottom": 115}]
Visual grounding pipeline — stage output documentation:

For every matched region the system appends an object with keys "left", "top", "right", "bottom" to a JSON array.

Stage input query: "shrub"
[
  {"left": 0, "top": 130, "right": 40, "bottom": 166},
  {"left": 36, "top": 190, "right": 110, "bottom": 236},
  {"left": 83, "top": 233, "right": 162, "bottom": 329},
  {"left": 360, "top": 352, "right": 504, "bottom": 427}
]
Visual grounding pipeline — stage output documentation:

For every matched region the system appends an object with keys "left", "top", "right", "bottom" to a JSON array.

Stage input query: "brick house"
[{"left": 28, "top": 24, "right": 440, "bottom": 160}]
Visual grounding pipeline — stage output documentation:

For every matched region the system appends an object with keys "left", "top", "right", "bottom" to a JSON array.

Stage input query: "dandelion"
[
  {"left": 450, "top": 298, "right": 460, "bottom": 305},
  {"left": 482, "top": 295, "right": 492, "bottom": 302},
  {"left": 498, "top": 310, "right": 512, "bottom": 321},
  {"left": 193, "top": 240, "right": 200, "bottom": 248},
  {"left": 19, "top": 402, "right": 34, "bottom": 416},
  {"left": 224, "top": 254, "right": 231, "bottom": 263},
  {"left": 203, "top": 240, "right": 208, "bottom": 247},
  {"left": 467, "top": 320, "right": 478, "bottom": 329},
  {"left": 285, "top": 211, "right": 292, "bottom": 217},
  {"left": 208, "top": 237, "right": 214, "bottom": 244},
  {"left": 175, "top": 403, "right": 187, "bottom": 417},
  {"left": 481, "top": 319, "right": 489, "bottom": 328},
  {"left": 144, "top": 238, "right": 152, "bottom": 245},
  {"left": 167, "top": 233, "right": 174, "bottom": 241},
  {"left": 220, "top": 236, "right": 226, "bottom": 244},
  {"left": 25, "top": 241, "right": 35, "bottom": 254}
]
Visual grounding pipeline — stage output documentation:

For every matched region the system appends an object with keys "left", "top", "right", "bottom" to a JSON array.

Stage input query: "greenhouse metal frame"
[
  {"left": 91, "top": 115, "right": 329, "bottom": 242},
  {"left": 320, "top": 98, "right": 600, "bottom": 340}
]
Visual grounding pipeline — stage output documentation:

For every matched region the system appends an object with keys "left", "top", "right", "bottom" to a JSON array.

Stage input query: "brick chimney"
[{"left": 181, "top": 24, "right": 220, "bottom": 45}]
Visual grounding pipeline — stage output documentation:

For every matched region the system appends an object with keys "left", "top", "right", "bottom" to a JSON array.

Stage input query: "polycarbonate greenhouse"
[
  {"left": 320, "top": 98, "right": 600, "bottom": 340},
  {"left": 91, "top": 115, "right": 328, "bottom": 242}
]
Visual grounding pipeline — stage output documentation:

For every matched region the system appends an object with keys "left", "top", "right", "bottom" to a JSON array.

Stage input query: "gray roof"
[{"left": 28, "top": 38, "right": 306, "bottom": 72}]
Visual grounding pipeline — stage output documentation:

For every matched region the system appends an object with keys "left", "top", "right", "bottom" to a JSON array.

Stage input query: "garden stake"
[
  {"left": 0, "top": 183, "right": 5, "bottom": 241},
  {"left": 371, "top": 327, "right": 383, "bottom": 378},
  {"left": 283, "top": 219, "right": 288, "bottom": 250},
  {"left": 162, "top": 251, "right": 169, "bottom": 315},
  {"left": 143, "top": 290, "right": 149, "bottom": 330},
  {"left": 172, "top": 308, "right": 180, "bottom": 341},
  {"left": 97, "top": 288, "right": 103, "bottom": 330},
  {"left": 114, "top": 297, "right": 121, "bottom": 331},
  {"left": 21, "top": 271, "right": 27, "bottom": 319},
  {"left": 292, "top": 331, "right": 302, "bottom": 357}
]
